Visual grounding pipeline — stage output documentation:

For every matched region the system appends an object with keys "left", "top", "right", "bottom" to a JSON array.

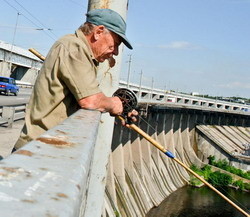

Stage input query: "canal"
[{"left": 146, "top": 186, "right": 250, "bottom": 217}]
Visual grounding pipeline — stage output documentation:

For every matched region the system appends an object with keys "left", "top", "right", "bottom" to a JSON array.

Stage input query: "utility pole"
[
  {"left": 164, "top": 83, "right": 167, "bottom": 100},
  {"left": 151, "top": 77, "right": 154, "bottom": 100},
  {"left": 9, "top": 12, "right": 21, "bottom": 74},
  {"left": 139, "top": 70, "right": 143, "bottom": 100},
  {"left": 126, "top": 54, "right": 132, "bottom": 88},
  {"left": 84, "top": 1, "right": 131, "bottom": 217}
]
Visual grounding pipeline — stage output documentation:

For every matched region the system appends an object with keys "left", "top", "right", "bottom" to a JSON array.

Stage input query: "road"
[
  {"left": 0, "top": 88, "right": 32, "bottom": 158},
  {"left": 0, "top": 87, "right": 32, "bottom": 106},
  {"left": 0, "top": 119, "right": 24, "bottom": 158}
]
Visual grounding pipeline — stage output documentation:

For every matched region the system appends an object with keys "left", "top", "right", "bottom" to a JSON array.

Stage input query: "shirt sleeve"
[{"left": 59, "top": 44, "right": 101, "bottom": 101}]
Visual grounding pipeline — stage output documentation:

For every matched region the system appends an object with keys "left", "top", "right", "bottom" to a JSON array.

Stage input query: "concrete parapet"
[{"left": 0, "top": 109, "right": 102, "bottom": 217}]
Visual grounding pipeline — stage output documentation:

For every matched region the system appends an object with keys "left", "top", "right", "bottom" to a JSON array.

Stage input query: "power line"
[
  {"left": 13, "top": 0, "right": 57, "bottom": 38},
  {"left": 2, "top": 0, "right": 56, "bottom": 41}
]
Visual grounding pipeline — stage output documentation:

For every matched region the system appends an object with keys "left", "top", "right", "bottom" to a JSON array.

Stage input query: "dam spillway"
[{"left": 103, "top": 105, "right": 250, "bottom": 217}]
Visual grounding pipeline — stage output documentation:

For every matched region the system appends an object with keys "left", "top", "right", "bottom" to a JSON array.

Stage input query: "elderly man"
[{"left": 14, "top": 8, "right": 134, "bottom": 150}]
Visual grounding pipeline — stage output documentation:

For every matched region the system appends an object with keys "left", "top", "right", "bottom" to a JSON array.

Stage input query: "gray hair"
[{"left": 79, "top": 22, "right": 110, "bottom": 35}]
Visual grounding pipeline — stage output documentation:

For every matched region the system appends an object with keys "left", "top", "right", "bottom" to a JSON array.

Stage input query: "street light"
[
  {"left": 126, "top": 54, "right": 132, "bottom": 88},
  {"left": 9, "top": 12, "right": 21, "bottom": 74}
]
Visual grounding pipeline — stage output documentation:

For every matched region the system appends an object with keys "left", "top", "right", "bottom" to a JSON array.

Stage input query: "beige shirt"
[{"left": 15, "top": 29, "right": 101, "bottom": 149}]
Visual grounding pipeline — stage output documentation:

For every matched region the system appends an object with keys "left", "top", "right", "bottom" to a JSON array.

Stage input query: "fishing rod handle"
[{"left": 29, "top": 48, "right": 45, "bottom": 61}]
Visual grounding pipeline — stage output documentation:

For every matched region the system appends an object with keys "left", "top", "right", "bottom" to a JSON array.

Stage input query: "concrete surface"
[{"left": 0, "top": 119, "right": 24, "bottom": 158}]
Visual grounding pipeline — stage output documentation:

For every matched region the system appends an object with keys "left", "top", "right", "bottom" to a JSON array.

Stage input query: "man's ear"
[{"left": 93, "top": 25, "right": 105, "bottom": 40}]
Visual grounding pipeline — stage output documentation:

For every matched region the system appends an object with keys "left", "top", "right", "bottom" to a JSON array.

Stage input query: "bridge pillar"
[
  {"left": 84, "top": 0, "right": 131, "bottom": 216},
  {"left": 0, "top": 62, "right": 10, "bottom": 76}
]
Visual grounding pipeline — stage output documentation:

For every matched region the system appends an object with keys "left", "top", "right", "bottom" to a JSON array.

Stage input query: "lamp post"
[
  {"left": 151, "top": 77, "right": 154, "bottom": 100},
  {"left": 139, "top": 70, "right": 143, "bottom": 100},
  {"left": 9, "top": 12, "right": 21, "bottom": 74},
  {"left": 126, "top": 54, "right": 132, "bottom": 88}
]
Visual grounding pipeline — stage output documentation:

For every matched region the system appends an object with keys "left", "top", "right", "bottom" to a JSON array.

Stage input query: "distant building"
[
  {"left": 191, "top": 92, "right": 200, "bottom": 96},
  {"left": 0, "top": 40, "right": 42, "bottom": 84}
]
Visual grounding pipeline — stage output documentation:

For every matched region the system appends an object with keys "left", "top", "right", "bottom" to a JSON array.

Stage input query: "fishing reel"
[{"left": 113, "top": 88, "right": 138, "bottom": 117}]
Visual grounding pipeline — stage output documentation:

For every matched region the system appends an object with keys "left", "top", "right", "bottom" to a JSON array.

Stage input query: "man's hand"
[
  {"left": 109, "top": 96, "right": 123, "bottom": 116},
  {"left": 119, "top": 109, "right": 138, "bottom": 126}
]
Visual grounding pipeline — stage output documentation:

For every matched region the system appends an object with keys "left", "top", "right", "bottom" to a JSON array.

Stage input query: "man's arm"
[{"left": 78, "top": 92, "right": 123, "bottom": 115}]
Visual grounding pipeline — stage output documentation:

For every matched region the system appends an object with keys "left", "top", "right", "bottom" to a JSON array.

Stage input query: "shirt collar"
[{"left": 75, "top": 29, "right": 99, "bottom": 67}]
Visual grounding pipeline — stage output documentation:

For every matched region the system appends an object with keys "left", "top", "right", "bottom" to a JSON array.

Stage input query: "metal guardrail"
[
  {"left": 15, "top": 81, "right": 33, "bottom": 88},
  {"left": 0, "top": 109, "right": 103, "bottom": 217},
  {"left": 0, "top": 104, "right": 26, "bottom": 127}
]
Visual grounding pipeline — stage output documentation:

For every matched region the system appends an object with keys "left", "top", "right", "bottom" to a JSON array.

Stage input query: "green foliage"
[
  {"left": 190, "top": 177, "right": 203, "bottom": 186},
  {"left": 208, "top": 155, "right": 215, "bottom": 165},
  {"left": 208, "top": 171, "right": 233, "bottom": 187},
  {"left": 243, "top": 182, "right": 250, "bottom": 191},
  {"left": 190, "top": 164, "right": 200, "bottom": 172},
  {"left": 114, "top": 210, "right": 120, "bottom": 217},
  {"left": 190, "top": 164, "right": 203, "bottom": 176},
  {"left": 189, "top": 163, "right": 249, "bottom": 191},
  {"left": 201, "top": 165, "right": 212, "bottom": 180},
  {"left": 215, "top": 159, "right": 229, "bottom": 170},
  {"left": 233, "top": 180, "right": 244, "bottom": 190},
  {"left": 207, "top": 156, "right": 250, "bottom": 180}
]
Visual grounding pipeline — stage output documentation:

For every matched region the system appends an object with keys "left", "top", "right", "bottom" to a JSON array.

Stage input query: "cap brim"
[{"left": 117, "top": 33, "right": 133, "bottom": 50}]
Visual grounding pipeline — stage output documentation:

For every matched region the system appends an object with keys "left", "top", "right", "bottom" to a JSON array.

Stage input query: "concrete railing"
[{"left": 0, "top": 109, "right": 109, "bottom": 217}]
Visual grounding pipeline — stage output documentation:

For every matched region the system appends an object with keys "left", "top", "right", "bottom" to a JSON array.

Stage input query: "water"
[{"left": 146, "top": 186, "right": 250, "bottom": 217}]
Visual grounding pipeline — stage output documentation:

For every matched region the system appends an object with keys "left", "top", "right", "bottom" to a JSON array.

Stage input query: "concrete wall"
[{"left": 196, "top": 126, "right": 250, "bottom": 171}]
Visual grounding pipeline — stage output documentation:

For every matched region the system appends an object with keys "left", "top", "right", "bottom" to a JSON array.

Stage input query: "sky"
[{"left": 0, "top": 0, "right": 249, "bottom": 98}]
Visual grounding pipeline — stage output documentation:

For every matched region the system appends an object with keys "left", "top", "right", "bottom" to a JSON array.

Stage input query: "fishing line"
[{"left": 214, "top": 184, "right": 250, "bottom": 213}]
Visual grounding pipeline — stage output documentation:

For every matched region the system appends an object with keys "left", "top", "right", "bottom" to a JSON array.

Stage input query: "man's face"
[{"left": 91, "top": 26, "right": 121, "bottom": 63}]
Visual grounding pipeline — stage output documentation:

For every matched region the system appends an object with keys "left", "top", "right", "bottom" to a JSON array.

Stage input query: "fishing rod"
[
  {"left": 113, "top": 88, "right": 250, "bottom": 217},
  {"left": 29, "top": 48, "right": 249, "bottom": 216}
]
